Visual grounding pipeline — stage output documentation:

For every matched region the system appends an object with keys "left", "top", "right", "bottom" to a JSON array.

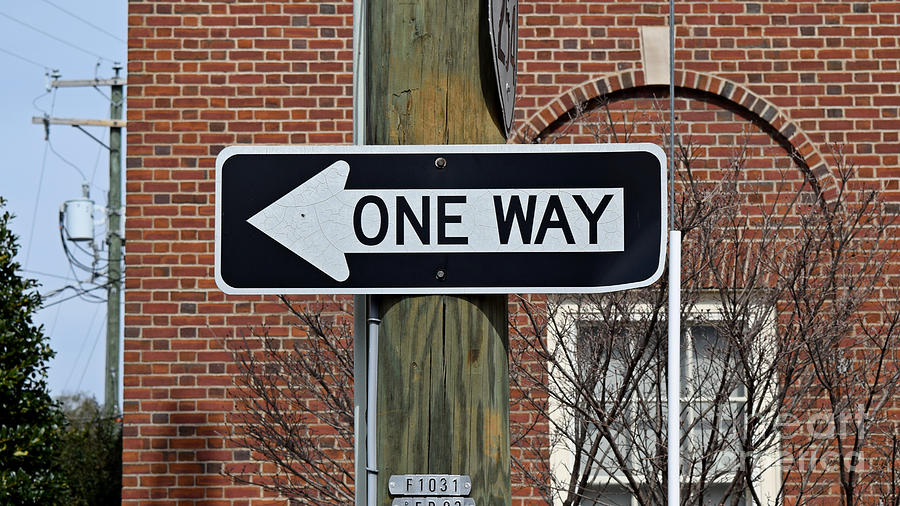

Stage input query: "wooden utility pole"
[
  {"left": 106, "top": 65, "right": 124, "bottom": 415},
  {"left": 32, "top": 67, "right": 126, "bottom": 415},
  {"left": 366, "top": 0, "right": 511, "bottom": 504}
]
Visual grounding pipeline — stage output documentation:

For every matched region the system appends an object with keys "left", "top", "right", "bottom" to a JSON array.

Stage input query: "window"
[{"left": 547, "top": 300, "right": 781, "bottom": 506}]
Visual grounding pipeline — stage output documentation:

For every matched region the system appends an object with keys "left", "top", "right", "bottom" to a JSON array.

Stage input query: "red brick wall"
[
  {"left": 125, "top": 1, "right": 356, "bottom": 503},
  {"left": 516, "top": 0, "right": 900, "bottom": 194},
  {"left": 125, "top": 0, "right": 900, "bottom": 504}
]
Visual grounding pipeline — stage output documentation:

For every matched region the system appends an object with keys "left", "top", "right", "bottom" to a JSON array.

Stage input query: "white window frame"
[{"left": 547, "top": 297, "right": 782, "bottom": 506}]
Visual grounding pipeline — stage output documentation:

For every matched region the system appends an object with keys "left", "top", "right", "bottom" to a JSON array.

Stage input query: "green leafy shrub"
[{"left": 0, "top": 197, "right": 68, "bottom": 504}]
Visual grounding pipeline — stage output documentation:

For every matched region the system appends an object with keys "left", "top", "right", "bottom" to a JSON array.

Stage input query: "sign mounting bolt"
[
  {"left": 435, "top": 157, "right": 447, "bottom": 169},
  {"left": 435, "top": 268, "right": 447, "bottom": 281}
]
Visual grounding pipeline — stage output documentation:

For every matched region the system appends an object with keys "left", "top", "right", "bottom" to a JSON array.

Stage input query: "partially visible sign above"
[
  {"left": 488, "top": 0, "right": 518, "bottom": 136},
  {"left": 215, "top": 144, "right": 666, "bottom": 295}
]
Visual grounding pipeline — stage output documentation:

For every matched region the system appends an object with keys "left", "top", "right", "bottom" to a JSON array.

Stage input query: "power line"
[
  {"left": 39, "top": 281, "right": 110, "bottom": 310},
  {"left": 24, "top": 88, "right": 57, "bottom": 268},
  {"left": 47, "top": 299, "right": 63, "bottom": 339},
  {"left": 64, "top": 304, "right": 103, "bottom": 388},
  {"left": 90, "top": 132, "right": 106, "bottom": 186},
  {"left": 0, "top": 46, "right": 51, "bottom": 69},
  {"left": 38, "top": 0, "right": 126, "bottom": 44},
  {"left": 43, "top": 284, "right": 101, "bottom": 300},
  {"left": 32, "top": 88, "right": 52, "bottom": 115},
  {"left": 76, "top": 321, "right": 105, "bottom": 393},
  {"left": 0, "top": 11, "right": 114, "bottom": 62},
  {"left": 47, "top": 138, "right": 88, "bottom": 181},
  {"left": 22, "top": 268, "right": 79, "bottom": 282}
]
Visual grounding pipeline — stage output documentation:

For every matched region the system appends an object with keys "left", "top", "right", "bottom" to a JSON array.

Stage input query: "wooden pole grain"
[{"left": 366, "top": 0, "right": 511, "bottom": 504}]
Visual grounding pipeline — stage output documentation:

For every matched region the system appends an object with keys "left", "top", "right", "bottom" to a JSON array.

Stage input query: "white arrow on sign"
[{"left": 247, "top": 160, "right": 625, "bottom": 281}]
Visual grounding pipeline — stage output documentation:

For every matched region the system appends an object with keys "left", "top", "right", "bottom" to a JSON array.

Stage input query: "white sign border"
[{"left": 214, "top": 143, "right": 667, "bottom": 295}]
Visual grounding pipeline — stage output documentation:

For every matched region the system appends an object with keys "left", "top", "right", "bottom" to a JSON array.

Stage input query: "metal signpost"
[{"left": 215, "top": 143, "right": 666, "bottom": 295}]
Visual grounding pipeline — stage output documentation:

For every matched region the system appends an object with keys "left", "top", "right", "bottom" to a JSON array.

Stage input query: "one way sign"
[{"left": 215, "top": 144, "right": 666, "bottom": 294}]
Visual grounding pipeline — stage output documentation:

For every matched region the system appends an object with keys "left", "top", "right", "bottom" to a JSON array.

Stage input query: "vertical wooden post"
[
  {"left": 366, "top": 0, "right": 511, "bottom": 505},
  {"left": 106, "top": 65, "right": 124, "bottom": 416}
]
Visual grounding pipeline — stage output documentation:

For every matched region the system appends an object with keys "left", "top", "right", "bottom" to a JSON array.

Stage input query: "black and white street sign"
[{"left": 215, "top": 144, "right": 666, "bottom": 294}]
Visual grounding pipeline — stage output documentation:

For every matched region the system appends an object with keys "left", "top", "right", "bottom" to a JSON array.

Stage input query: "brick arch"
[{"left": 516, "top": 69, "right": 833, "bottom": 194}]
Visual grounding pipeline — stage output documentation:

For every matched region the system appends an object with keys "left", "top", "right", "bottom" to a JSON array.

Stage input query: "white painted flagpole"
[
  {"left": 667, "top": 231, "right": 681, "bottom": 505},
  {"left": 667, "top": 0, "right": 681, "bottom": 505}
]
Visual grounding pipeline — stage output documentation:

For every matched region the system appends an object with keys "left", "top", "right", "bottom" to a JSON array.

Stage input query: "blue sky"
[{"left": 0, "top": 0, "right": 127, "bottom": 403}]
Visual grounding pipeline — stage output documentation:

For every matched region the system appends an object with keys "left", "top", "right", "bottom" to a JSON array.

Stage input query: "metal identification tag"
[{"left": 388, "top": 474, "right": 472, "bottom": 496}]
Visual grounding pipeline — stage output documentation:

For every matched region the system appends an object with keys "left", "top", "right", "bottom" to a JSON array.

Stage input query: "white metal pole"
[
  {"left": 667, "top": 231, "right": 681, "bottom": 506},
  {"left": 667, "top": 1, "right": 680, "bottom": 505},
  {"left": 352, "top": 294, "right": 368, "bottom": 506},
  {"left": 366, "top": 297, "right": 380, "bottom": 506}
]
